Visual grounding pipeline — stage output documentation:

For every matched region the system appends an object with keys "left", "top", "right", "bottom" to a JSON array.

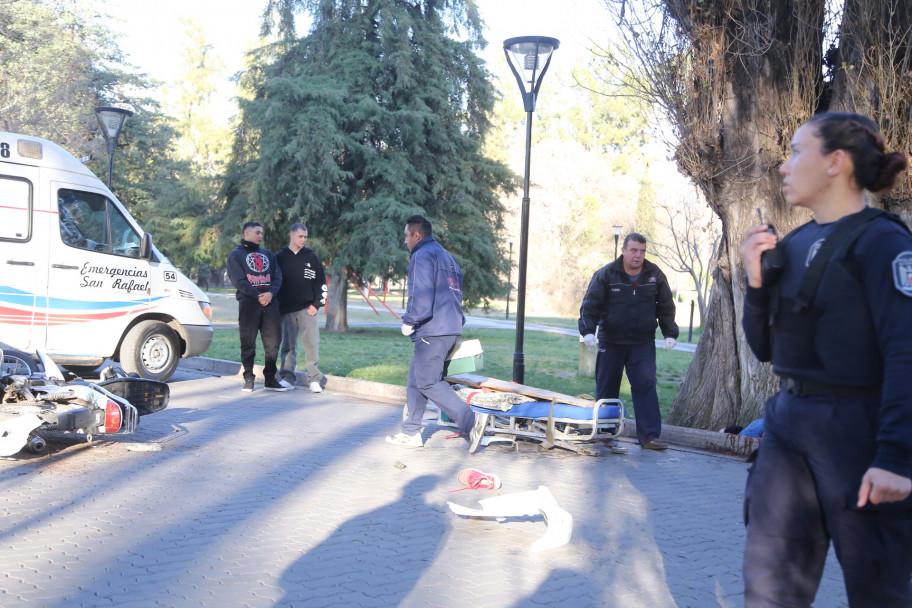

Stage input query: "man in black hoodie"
[
  {"left": 578, "top": 233, "right": 678, "bottom": 450},
  {"left": 276, "top": 223, "right": 327, "bottom": 392},
  {"left": 226, "top": 222, "right": 288, "bottom": 392}
]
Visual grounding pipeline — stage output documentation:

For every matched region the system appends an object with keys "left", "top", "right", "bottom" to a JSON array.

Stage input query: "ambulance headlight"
[{"left": 199, "top": 301, "right": 212, "bottom": 321}]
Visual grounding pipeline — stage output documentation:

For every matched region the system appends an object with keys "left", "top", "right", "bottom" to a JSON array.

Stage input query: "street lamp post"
[
  {"left": 95, "top": 106, "right": 134, "bottom": 189},
  {"left": 613, "top": 225, "right": 622, "bottom": 259},
  {"left": 504, "top": 35, "right": 559, "bottom": 384},
  {"left": 505, "top": 241, "right": 513, "bottom": 320}
]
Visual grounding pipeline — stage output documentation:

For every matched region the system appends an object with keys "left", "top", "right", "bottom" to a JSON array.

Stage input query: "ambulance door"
[
  {"left": 0, "top": 170, "right": 49, "bottom": 350},
  {"left": 46, "top": 185, "right": 150, "bottom": 355}
]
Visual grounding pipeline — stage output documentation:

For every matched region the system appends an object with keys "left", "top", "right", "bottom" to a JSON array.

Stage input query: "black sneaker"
[
  {"left": 242, "top": 378, "right": 255, "bottom": 392},
  {"left": 265, "top": 378, "right": 291, "bottom": 392}
]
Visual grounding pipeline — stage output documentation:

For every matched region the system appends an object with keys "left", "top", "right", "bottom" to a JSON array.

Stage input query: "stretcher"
[
  {"left": 411, "top": 373, "right": 628, "bottom": 456},
  {"left": 402, "top": 392, "right": 627, "bottom": 455},
  {"left": 405, "top": 397, "right": 627, "bottom": 455},
  {"left": 465, "top": 397, "right": 627, "bottom": 456}
]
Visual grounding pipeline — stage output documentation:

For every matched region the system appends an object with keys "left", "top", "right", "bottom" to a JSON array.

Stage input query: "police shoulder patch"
[{"left": 891, "top": 251, "right": 912, "bottom": 297}]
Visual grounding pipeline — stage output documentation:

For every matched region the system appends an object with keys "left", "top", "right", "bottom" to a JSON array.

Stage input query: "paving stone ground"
[{"left": 1, "top": 371, "right": 848, "bottom": 607}]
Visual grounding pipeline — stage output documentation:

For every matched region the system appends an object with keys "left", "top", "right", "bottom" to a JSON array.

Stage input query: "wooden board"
[{"left": 445, "top": 373, "right": 595, "bottom": 407}]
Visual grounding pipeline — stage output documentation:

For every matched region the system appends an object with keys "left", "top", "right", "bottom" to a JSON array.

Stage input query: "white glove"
[
  {"left": 582, "top": 334, "right": 597, "bottom": 347},
  {"left": 401, "top": 323, "right": 415, "bottom": 336},
  {"left": 665, "top": 337, "right": 676, "bottom": 350}
]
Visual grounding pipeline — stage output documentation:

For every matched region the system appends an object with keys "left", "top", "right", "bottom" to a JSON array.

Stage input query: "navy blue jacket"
[
  {"left": 403, "top": 236, "right": 464, "bottom": 338},
  {"left": 743, "top": 212, "right": 912, "bottom": 478}
]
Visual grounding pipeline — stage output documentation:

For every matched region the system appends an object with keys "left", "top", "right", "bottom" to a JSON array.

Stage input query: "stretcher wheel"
[{"left": 468, "top": 413, "right": 488, "bottom": 454}]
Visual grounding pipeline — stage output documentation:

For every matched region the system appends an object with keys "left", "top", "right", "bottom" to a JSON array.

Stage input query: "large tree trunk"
[
  {"left": 663, "top": 1, "right": 824, "bottom": 427},
  {"left": 324, "top": 265, "right": 349, "bottom": 332},
  {"left": 667, "top": 234, "right": 779, "bottom": 428},
  {"left": 829, "top": 0, "right": 912, "bottom": 219},
  {"left": 605, "top": 0, "right": 912, "bottom": 429}
]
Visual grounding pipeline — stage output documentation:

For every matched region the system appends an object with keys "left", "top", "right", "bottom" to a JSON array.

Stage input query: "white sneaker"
[
  {"left": 278, "top": 378, "right": 295, "bottom": 390},
  {"left": 309, "top": 381, "right": 323, "bottom": 393},
  {"left": 385, "top": 432, "right": 423, "bottom": 447}
]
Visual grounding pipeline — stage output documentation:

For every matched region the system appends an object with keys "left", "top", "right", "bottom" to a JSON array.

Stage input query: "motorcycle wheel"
[{"left": 1, "top": 348, "right": 39, "bottom": 376}]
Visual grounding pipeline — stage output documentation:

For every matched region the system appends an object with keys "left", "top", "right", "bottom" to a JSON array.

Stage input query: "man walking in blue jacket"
[{"left": 386, "top": 215, "right": 479, "bottom": 447}]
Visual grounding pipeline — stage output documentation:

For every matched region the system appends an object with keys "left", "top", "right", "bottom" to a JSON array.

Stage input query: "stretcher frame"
[{"left": 465, "top": 398, "right": 627, "bottom": 455}]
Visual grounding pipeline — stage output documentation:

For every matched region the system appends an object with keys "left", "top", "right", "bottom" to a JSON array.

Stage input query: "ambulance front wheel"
[{"left": 120, "top": 320, "right": 179, "bottom": 381}]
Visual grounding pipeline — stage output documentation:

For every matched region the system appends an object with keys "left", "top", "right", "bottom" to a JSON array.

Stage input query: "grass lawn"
[{"left": 206, "top": 326, "right": 694, "bottom": 420}]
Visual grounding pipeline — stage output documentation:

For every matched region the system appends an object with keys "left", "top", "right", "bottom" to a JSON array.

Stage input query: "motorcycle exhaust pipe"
[{"left": 27, "top": 436, "right": 46, "bottom": 453}]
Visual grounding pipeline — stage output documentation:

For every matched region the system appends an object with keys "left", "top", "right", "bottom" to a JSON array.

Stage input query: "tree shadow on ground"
[{"left": 276, "top": 474, "right": 444, "bottom": 607}]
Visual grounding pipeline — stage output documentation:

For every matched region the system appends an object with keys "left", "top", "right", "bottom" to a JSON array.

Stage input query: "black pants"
[
  {"left": 744, "top": 389, "right": 912, "bottom": 607},
  {"left": 595, "top": 341, "right": 661, "bottom": 445},
  {"left": 238, "top": 298, "right": 281, "bottom": 382}
]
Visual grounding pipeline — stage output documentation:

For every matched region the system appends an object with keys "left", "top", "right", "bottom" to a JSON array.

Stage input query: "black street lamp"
[
  {"left": 505, "top": 240, "right": 513, "bottom": 320},
  {"left": 504, "top": 35, "right": 559, "bottom": 384},
  {"left": 613, "top": 225, "right": 622, "bottom": 259},
  {"left": 95, "top": 106, "right": 134, "bottom": 189}
]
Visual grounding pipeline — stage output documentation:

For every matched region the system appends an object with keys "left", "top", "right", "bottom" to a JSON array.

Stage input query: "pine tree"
[{"left": 221, "top": 0, "right": 517, "bottom": 329}]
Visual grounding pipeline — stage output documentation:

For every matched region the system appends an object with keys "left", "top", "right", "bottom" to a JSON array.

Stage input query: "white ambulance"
[{"left": 0, "top": 132, "right": 212, "bottom": 381}]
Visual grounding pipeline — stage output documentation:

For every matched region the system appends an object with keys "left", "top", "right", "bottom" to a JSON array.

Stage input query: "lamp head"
[
  {"left": 95, "top": 106, "right": 134, "bottom": 150},
  {"left": 503, "top": 36, "right": 560, "bottom": 112}
]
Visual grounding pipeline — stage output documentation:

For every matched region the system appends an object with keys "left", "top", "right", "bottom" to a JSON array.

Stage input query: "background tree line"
[
  {"left": 2, "top": 0, "right": 666, "bottom": 329},
  {"left": 16, "top": 0, "right": 878, "bottom": 431}
]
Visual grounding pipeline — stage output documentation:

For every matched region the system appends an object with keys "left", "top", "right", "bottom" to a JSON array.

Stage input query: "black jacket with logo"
[
  {"left": 226, "top": 240, "right": 282, "bottom": 302},
  {"left": 578, "top": 258, "right": 678, "bottom": 345},
  {"left": 275, "top": 246, "right": 327, "bottom": 315}
]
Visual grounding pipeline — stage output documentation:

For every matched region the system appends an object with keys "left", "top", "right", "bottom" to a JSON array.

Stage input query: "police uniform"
[{"left": 742, "top": 208, "right": 912, "bottom": 607}]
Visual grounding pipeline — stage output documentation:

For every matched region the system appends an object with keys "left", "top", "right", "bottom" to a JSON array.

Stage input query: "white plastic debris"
[
  {"left": 448, "top": 485, "right": 573, "bottom": 552},
  {"left": 0, "top": 414, "right": 43, "bottom": 456},
  {"left": 126, "top": 443, "right": 162, "bottom": 452}
]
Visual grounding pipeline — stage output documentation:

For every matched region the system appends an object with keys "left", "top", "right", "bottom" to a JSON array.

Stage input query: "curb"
[
  {"left": 178, "top": 356, "right": 756, "bottom": 458},
  {"left": 179, "top": 356, "right": 408, "bottom": 404}
]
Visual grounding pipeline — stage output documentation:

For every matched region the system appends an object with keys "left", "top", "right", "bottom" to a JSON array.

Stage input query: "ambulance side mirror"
[{"left": 139, "top": 232, "right": 152, "bottom": 260}]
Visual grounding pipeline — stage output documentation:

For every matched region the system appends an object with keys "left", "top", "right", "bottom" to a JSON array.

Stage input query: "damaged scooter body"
[{"left": 0, "top": 347, "right": 168, "bottom": 456}]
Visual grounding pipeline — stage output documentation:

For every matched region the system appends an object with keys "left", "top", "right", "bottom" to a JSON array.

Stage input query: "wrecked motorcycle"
[{"left": 0, "top": 346, "right": 169, "bottom": 457}]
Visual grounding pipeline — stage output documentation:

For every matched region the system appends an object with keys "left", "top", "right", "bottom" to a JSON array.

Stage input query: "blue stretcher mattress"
[{"left": 470, "top": 400, "right": 621, "bottom": 421}]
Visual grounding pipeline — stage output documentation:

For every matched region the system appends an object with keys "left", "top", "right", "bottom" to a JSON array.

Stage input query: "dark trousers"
[
  {"left": 238, "top": 298, "right": 281, "bottom": 382},
  {"left": 744, "top": 389, "right": 912, "bottom": 607},
  {"left": 596, "top": 341, "right": 661, "bottom": 445},
  {"left": 402, "top": 335, "right": 475, "bottom": 436}
]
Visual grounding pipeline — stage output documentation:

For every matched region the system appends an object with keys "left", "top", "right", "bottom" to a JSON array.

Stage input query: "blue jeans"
[
  {"left": 596, "top": 341, "right": 661, "bottom": 445},
  {"left": 744, "top": 389, "right": 912, "bottom": 607},
  {"left": 402, "top": 335, "right": 475, "bottom": 436}
]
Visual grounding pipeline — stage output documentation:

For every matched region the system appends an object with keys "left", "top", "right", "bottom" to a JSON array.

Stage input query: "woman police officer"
[{"left": 740, "top": 112, "right": 912, "bottom": 607}]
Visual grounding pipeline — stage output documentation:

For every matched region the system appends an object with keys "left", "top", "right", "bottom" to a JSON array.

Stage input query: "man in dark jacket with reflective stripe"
[
  {"left": 578, "top": 233, "right": 678, "bottom": 450},
  {"left": 386, "top": 215, "right": 478, "bottom": 448}
]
